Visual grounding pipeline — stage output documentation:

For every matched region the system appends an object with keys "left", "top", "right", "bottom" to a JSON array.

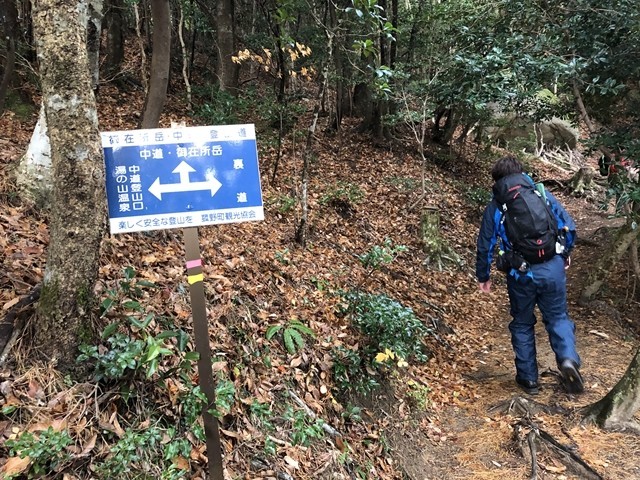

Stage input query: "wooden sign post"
[{"left": 184, "top": 226, "right": 224, "bottom": 480}]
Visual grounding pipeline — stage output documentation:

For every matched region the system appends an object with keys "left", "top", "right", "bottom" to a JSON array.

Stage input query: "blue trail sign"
[{"left": 101, "top": 124, "right": 264, "bottom": 234}]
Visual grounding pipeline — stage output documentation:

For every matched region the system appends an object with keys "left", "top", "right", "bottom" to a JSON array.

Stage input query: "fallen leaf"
[
  {"left": 173, "top": 456, "right": 190, "bottom": 470},
  {"left": 284, "top": 455, "right": 299, "bottom": 469},
  {"left": 0, "top": 456, "right": 31, "bottom": 476},
  {"left": 588, "top": 330, "right": 610, "bottom": 339},
  {"left": 80, "top": 433, "right": 97, "bottom": 456},
  {"left": 541, "top": 463, "right": 566, "bottom": 473},
  {"left": 27, "top": 380, "right": 45, "bottom": 401},
  {"left": 2, "top": 297, "right": 19, "bottom": 310}
]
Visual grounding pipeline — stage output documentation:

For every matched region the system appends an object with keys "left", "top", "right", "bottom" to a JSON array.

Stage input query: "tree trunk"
[
  {"left": 568, "top": 166, "right": 595, "bottom": 196},
  {"left": 389, "top": 0, "right": 397, "bottom": 70},
  {"left": 31, "top": 0, "right": 106, "bottom": 370},
  {"left": 406, "top": 0, "right": 423, "bottom": 65},
  {"left": 0, "top": 0, "right": 18, "bottom": 112},
  {"left": 140, "top": 0, "right": 170, "bottom": 128},
  {"left": 295, "top": 49, "right": 330, "bottom": 247},
  {"left": 584, "top": 348, "right": 640, "bottom": 432},
  {"left": 580, "top": 219, "right": 640, "bottom": 304},
  {"left": 104, "top": 0, "right": 125, "bottom": 76},
  {"left": 86, "top": 0, "right": 104, "bottom": 91},
  {"left": 16, "top": 104, "right": 53, "bottom": 205},
  {"left": 328, "top": 0, "right": 344, "bottom": 129},
  {"left": 215, "top": 0, "right": 238, "bottom": 93},
  {"left": 178, "top": 2, "right": 191, "bottom": 106},
  {"left": 441, "top": 108, "right": 460, "bottom": 144},
  {"left": 17, "top": 0, "right": 104, "bottom": 205}
]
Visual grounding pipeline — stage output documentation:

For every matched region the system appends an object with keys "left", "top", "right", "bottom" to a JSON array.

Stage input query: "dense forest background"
[{"left": 1, "top": 0, "right": 640, "bottom": 478}]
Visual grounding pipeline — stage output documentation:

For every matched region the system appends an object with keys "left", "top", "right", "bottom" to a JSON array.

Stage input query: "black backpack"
[{"left": 493, "top": 173, "right": 558, "bottom": 264}]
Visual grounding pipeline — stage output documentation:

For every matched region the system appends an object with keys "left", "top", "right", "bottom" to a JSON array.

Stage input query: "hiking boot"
[
  {"left": 560, "top": 359, "right": 584, "bottom": 394},
  {"left": 516, "top": 377, "right": 539, "bottom": 395}
]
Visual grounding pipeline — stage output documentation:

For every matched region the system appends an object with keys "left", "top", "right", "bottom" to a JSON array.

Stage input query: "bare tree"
[{"left": 31, "top": 0, "right": 106, "bottom": 369}]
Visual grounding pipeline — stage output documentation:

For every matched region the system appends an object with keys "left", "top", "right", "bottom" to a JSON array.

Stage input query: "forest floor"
[{"left": 1, "top": 84, "right": 640, "bottom": 480}]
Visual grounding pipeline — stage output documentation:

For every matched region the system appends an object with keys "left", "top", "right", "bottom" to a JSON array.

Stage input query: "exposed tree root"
[
  {"left": 497, "top": 396, "right": 603, "bottom": 479},
  {"left": 588, "top": 420, "right": 640, "bottom": 435},
  {"left": 513, "top": 417, "right": 604, "bottom": 480},
  {"left": 488, "top": 395, "right": 564, "bottom": 417},
  {"left": 526, "top": 429, "right": 538, "bottom": 480},
  {"left": 288, "top": 389, "right": 341, "bottom": 439}
]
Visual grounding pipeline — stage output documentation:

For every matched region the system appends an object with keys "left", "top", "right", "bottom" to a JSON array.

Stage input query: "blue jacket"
[{"left": 475, "top": 174, "right": 576, "bottom": 283}]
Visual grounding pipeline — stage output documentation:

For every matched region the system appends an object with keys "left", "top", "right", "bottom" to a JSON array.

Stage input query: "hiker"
[
  {"left": 475, "top": 155, "right": 583, "bottom": 395},
  {"left": 598, "top": 151, "right": 639, "bottom": 211}
]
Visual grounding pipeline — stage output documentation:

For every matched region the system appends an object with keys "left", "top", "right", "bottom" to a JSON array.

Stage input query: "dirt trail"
[
  {"left": 2, "top": 101, "right": 639, "bottom": 479},
  {"left": 396, "top": 188, "right": 640, "bottom": 480}
]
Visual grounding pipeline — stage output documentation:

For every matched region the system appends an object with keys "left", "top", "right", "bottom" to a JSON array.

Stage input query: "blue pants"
[{"left": 506, "top": 255, "right": 580, "bottom": 382}]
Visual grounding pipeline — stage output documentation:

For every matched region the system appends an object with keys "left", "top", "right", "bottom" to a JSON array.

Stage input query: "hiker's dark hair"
[{"left": 491, "top": 156, "right": 523, "bottom": 182}]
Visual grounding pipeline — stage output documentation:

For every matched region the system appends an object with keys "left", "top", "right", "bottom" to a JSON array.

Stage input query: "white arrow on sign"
[{"left": 149, "top": 161, "right": 222, "bottom": 200}]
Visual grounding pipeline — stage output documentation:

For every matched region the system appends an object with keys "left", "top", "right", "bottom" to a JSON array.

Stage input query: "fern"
[
  {"left": 266, "top": 319, "right": 314, "bottom": 355},
  {"left": 265, "top": 324, "right": 283, "bottom": 340}
]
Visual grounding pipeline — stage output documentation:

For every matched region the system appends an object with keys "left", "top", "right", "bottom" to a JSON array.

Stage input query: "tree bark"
[
  {"left": 215, "top": 0, "right": 238, "bottom": 93},
  {"left": 328, "top": 0, "right": 344, "bottom": 129},
  {"left": 16, "top": 104, "right": 53, "bottom": 204},
  {"left": 0, "top": 0, "right": 18, "bottom": 112},
  {"left": 17, "top": 0, "right": 104, "bottom": 204},
  {"left": 86, "top": 0, "right": 104, "bottom": 91},
  {"left": 31, "top": 0, "right": 106, "bottom": 370},
  {"left": 295, "top": 45, "right": 330, "bottom": 247},
  {"left": 140, "top": 0, "right": 170, "bottom": 128},
  {"left": 389, "top": 0, "right": 397, "bottom": 70},
  {"left": 104, "top": 0, "right": 125, "bottom": 76},
  {"left": 580, "top": 219, "right": 640, "bottom": 304},
  {"left": 584, "top": 348, "right": 640, "bottom": 432}
]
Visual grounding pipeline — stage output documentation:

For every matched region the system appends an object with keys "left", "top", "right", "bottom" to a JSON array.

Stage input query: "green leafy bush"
[
  {"left": 284, "top": 407, "right": 325, "bottom": 447},
  {"left": 331, "top": 345, "right": 380, "bottom": 395},
  {"left": 94, "top": 425, "right": 190, "bottom": 479},
  {"left": 358, "top": 238, "right": 407, "bottom": 270},
  {"left": 95, "top": 427, "right": 163, "bottom": 478},
  {"left": 79, "top": 267, "right": 190, "bottom": 381},
  {"left": 465, "top": 186, "right": 492, "bottom": 207},
  {"left": 333, "top": 291, "right": 431, "bottom": 395},
  {"left": 319, "top": 182, "right": 365, "bottom": 206},
  {"left": 272, "top": 193, "right": 297, "bottom": 213},
  {"left": 344, "top": 291, "right": 430, "bottom": 363},
  {"left": 5, "top": 427, "right": 72, "bottom": 477},
  {"left": 192, "top": 85, "right": 303, "bottom": 132}
]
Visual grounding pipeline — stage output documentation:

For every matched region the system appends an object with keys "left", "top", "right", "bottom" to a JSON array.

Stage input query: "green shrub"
[
  {"left": 273, "top": 193, "right": 297, "bottom": 213},
  {"left": 385, "top": 176, "right": 419, "bottom": 192},
  {"left": 284, "top": 407, "right": 325, "bottom": 447},
  {"left": 358, "top": 238, "right": 407, "bottom": 270},
  {"left": 192, "top": 85, "right": 303, "bottom": 132},
  {"left": 344, "top": 291, "right": 430, "bottom": 363},
  {"left": 5, "top": 427, "right": 72, "bottom": 478},
  {"left": 79, "top": 267, "right": 191, "bottom": 381},
  {"left": 332, "top": 345, "right": 380, "bottom": 395},
  {"left": 319, "top": 182, "right": 365, "bottom": 206},
  {"left": 465, "top": 186, "right": 492, "bottom": 206},
  {"left": 333, "top": 291, "right": 432, "bottom": 395}
]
